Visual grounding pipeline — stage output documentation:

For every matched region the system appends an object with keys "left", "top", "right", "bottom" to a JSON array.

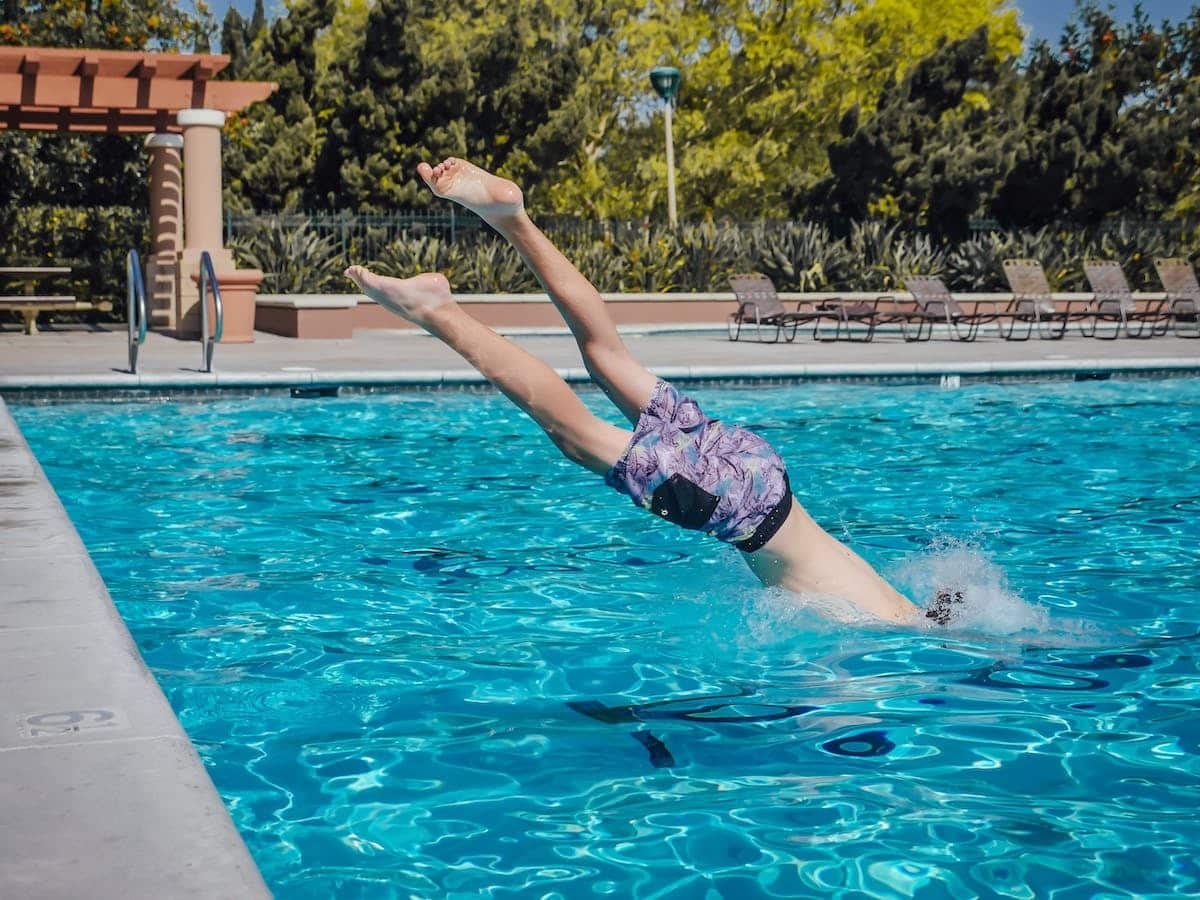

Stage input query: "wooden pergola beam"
[
  {"left": 0, "top": 74, "right": 276, "bottom": 116},
  {"left": 0, "top": 47, "right": 231, "bottom": 80},
  {"left": 0, "top": 47, "right": 275, "bottom": 133}
]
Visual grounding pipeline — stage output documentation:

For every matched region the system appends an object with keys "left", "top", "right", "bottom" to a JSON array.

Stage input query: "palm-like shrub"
[
  {"left": 230, "top": 219, "right": 342, "bottom": 293},
  {"left": 608, "top": 224, "right": 688, "bottom": 292},
  {"left": 748, "top": 221, "right": 851, "bottom": 291},
  {"left": 1097, "top": 221, "right": 1185, "bottom": 289},
  {"left": 675, "top": 221, "right": 752, "bottom": 292},
  {"left": 374, "top": 235, "right": 469, "bottom": 286},
  {"left": 457, "top": 237, "right": 539, "bottom": 293},
  {"left": 845, "top": 221, "right": 947, "bottom": 290}
]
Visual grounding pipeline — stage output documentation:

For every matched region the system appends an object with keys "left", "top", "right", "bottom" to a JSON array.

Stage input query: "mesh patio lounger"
[
  {"left": 1082, "top": 259, "right": 1167, "bottom": 339},
  {"left": 900, "top": 276, "right": 1003, "bottom": 341},
  {"left": 808, "top": 296, "right": 908, "bottom": 342},
  {"left": 1000, "top": 259, "right": 1094, "bottom": 340},
  {"left": 1152, "top": 258, "right": 1200, "bottom": 338},
  {"left": 727, "top": 273, "right": 832, "bottom": 343}
]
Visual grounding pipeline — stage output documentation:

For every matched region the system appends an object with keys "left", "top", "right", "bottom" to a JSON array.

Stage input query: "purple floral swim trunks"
[{"left": 604, "top": 381, "right": 793, "bottom": 552}]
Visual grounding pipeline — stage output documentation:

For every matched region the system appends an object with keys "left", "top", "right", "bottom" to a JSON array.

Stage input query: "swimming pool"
[{"left": 13, "top": 378, "right": 1200, "bottom": 897}]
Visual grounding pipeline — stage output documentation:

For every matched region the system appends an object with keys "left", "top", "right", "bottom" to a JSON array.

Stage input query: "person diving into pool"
[{"left": 345, "top": 157, "right": 937, "bottom": 625}]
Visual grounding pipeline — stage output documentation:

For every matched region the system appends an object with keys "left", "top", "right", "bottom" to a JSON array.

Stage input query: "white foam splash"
[{"left": 888, "top": 537, "right": 1049, "bottom": 635}]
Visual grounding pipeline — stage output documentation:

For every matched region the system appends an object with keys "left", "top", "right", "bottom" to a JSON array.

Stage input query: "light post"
[{"left": 649, "top": 65, "right": 681, "bottom": 228}]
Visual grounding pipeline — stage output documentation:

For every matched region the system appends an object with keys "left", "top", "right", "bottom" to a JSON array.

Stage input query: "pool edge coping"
[
  {"left": 0, "top": 397, "right": 271, "bottom": 898},
  {"left": 2, "top": 356, "right": 1198, "bottom": 394}
]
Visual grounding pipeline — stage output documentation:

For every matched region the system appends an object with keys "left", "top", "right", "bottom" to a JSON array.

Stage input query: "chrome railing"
[
  {"left": 198, "top": 250, "right": 223, "bottom": 373},
  {"left": 126, "top": 248, "right": 148, "bottom": 374}
]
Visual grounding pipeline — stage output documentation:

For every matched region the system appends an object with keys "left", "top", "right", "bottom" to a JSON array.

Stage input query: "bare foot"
[
  {"left": 416, "top": 157, "right": 524, "bottom": 224},
  {"left": 344, "top": 267, "right": 451, "bottom": 325}
]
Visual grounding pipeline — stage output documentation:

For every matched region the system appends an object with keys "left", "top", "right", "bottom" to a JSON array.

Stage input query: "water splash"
[{"left": 889, "top": 538, "right": 1049, "bottom": 635}]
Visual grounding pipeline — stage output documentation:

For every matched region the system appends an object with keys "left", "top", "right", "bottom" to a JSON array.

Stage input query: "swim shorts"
[{"left": 604, "top": 381, "right": 793, "bottom": 552}]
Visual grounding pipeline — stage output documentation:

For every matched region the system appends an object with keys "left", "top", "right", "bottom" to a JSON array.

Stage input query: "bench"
[{"left": 0, "top": 295, "right": 112, "bottom": 335}]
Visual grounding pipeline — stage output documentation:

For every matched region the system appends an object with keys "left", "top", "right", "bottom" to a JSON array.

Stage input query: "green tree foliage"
[
  {"left": 313, "top": 0, "right": 588, "bottom": 210},
  {"left": 543, "top": 0, "right": 1021, "bottom": 219},
  {"left": 222, "top": 0, "right": 335, "bottom": 211},
  {"left": 0, "top": 1, "right": 214, "bottom": 209},
  {"left": 220, "top": 7, "right": 250, "bottom": 80},
  {"left": 814, "top": 3, "right": 1200, "bottom": 237}
]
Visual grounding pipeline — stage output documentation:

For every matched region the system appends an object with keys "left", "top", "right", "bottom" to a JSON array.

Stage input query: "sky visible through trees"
[{"left": 207, "top": 0, "right": 1199, "bottom": 48}]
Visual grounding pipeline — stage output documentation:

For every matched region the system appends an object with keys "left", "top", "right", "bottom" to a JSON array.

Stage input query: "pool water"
[{"left": 13, "top": 379, "right": 1200, "bottom": 898}]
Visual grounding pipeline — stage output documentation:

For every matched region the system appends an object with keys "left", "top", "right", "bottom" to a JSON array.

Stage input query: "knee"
[
  {"left": 543, "top": 418, "right": 627, "bottom": 476},
  {"left": 546, "top": 426, "right": 592, "bottom": 468}
]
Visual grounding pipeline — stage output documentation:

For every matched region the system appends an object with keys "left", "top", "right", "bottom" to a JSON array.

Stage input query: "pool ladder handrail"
[
  {"left": 126, "top": 248, "right": 148, "bottom": 374},
  {"left": 198, "top": 250, "right": 223, "bottom": 373}
]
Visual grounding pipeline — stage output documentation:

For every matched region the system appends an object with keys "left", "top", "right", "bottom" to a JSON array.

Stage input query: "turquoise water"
[{"left": 12, "top": 379, "right": 1200, "bottom": 898}]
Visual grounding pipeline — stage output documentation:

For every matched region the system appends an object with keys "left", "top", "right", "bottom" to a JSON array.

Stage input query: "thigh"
[{"left": 583, "top": 343, "right": 659, "bottom": 425}]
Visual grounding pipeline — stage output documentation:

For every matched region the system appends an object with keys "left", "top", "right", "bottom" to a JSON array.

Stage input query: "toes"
[
  {"left": 417, "top": 162, "right": 434, "bottom": 185},
  {"left": 344, "top": 265, "right": 375, "bottom": 291}
]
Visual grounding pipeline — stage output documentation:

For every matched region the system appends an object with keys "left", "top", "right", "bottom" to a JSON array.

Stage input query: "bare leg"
[
  {"left": 417, "top": 158, "right": 657, "bottom": 425},
  {"left": 344, "top": 267, "right": 630, "bottom": 474}
]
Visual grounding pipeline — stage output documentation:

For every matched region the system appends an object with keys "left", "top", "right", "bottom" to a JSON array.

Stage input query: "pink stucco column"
[
  {"left": 143, "top": 132, "right": 183, "bottom": 330},
  {"left": 175, "top": 108, "right": 234, "bottom": 337}
]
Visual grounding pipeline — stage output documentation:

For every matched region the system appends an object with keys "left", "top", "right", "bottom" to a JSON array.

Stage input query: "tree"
[
  {"left": 0, "top": 0, "right": 215, "bottom": 209},
  {"left": 543, "top": 0, "right": 1022, "bottom": 220},
  {"left": 222, "top": 0, "right": 335, "bottom": 211},
  {"left": 313, "top": 0, "right": 588, "bottom": 210},
  {"left": 811, "top": 2, "right": 1200, "bottom": 235},
  {"left": 220, "top": 7, "right": 250, "bottom": 80}
]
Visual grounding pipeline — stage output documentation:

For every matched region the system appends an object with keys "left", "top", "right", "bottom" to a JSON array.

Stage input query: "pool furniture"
[
  {"left": 0, "top": 265, "right": 107, "bottom": 335},
  {"left": 1152, "top": 258, "right": 1200, "bottom": 338},
  {"left": 900, "top": 276, "right": 1003, "bottom": 341},
  {"left": 1082, "top": 259, "right": 1167, "bottom": 339},
  {"left": 810, "top": 296, "right": 908, "bottom": 342},
  {"left": 1000, "top": 259, "right": 1094, "bottom": 340},
  {"left": 727, "top": 273, "right": 829, "bottom": 343}
]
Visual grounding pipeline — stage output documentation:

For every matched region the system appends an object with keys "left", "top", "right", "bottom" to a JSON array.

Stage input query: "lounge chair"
[
  {"left": 1082, "top": 260, "right": 1167, "bottom": 339},
  {"left": 810, "top": 296, "right": 907, "bottom": 342},
  {"left": 1152, "top": 258, "right": 1200, "bottom": 338},
  {"left": 1000, "top": 259, "right": 1092, "bottom": 340},
  {"left": 727, "top": 273, "right": 829, "bottom": 343},
  {"left": 900, "top": 276, "right": 1003, "bottom": 341}
]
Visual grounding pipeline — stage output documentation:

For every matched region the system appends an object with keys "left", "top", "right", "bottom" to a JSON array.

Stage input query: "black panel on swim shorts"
[
  {"left": 735, "top": 473, "right": 793, "bottom": 553},
  {"left": 649, "top": 473, "right": 720, "bottom": 531}
]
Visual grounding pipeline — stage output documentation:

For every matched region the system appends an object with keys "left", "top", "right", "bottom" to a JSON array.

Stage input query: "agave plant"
[
  {"left": 456, "top": 236, "right": 539, "bottom": 293},
  {"left": 610, "top": 225, "right": 688, "bottom": 292},
  {"left": 566, "top": 237, "right": 628, "bottom": 292},
  {"left": 844, "top": 221, "right": 947, "bottom": 290},
  {"left": 374, "top": 234, "right": 468, "bottom": 286},
  {"left": 748, "top": 221, "right": 852, "bottom": 292},
  {"left": 673, "top": 221, "right": 752, "bottom": 292},
  {"left": 229, "top": 219, "right": 342, "bottom": 294},
  {"left": 1096, "top": 220, "right": 1185, "bottom": 290}
]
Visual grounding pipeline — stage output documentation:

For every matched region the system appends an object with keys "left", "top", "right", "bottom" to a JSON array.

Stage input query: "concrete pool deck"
[
  {"left": 0, "top": 324, "right": 1195, "bottom": 897},
  {"left": 0, "top": 402, "right": 270, "bottom": 898},
  {"left": 0, "top": 323, "right": 1198, "bottom": 392}
]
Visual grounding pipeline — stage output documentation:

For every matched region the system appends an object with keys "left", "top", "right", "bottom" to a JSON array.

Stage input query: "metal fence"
[{"left": 225, "top": 210, "right": 1199, "bottom": 258}]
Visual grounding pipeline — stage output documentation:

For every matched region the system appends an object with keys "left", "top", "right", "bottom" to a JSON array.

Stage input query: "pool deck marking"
[{"left": 0, "top": 399, "right": 271, "bottom": 899}]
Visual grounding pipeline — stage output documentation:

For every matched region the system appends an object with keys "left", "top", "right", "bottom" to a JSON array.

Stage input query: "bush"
[
  {"left": 229, "top": 218, "right": 343, "bottom": 293},
  {"left": 0, "top": 205, "right": 146, "bottom": 319}
]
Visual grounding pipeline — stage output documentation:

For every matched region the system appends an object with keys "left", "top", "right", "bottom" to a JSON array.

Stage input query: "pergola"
[{"left": 0, "top": 47, "right": 276, "bottom": 337}]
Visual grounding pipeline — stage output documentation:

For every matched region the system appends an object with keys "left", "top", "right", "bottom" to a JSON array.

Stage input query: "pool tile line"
[{"left": 0, "top": 397, "right": 271, "bottom": 899}]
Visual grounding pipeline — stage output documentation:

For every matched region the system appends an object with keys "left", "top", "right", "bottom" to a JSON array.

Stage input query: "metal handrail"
[
  {"left": 198, "top": 250, "right": 223, "bottom": 373},
  {"left": 126, "top": 248, "right": 148, "bottom": 374}
]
